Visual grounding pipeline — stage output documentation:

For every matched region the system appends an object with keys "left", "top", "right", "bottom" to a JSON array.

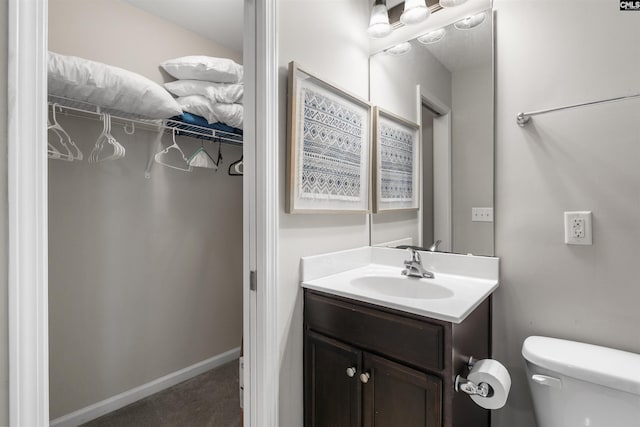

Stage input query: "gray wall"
[
  {"left": 492, "top": 1, "right": 640, "bottom": 426},
  {"left": 451, "top": 64, "right": 493, "bottom": 256},
  {"left": 0, "top": 0, "right": 8, "bottom": 424},
  {"left": 277, "top": 1, "right": 371, "bottom": 425},
  {"left": 48, "top": 0, "right": 243, "bottom": 419}
]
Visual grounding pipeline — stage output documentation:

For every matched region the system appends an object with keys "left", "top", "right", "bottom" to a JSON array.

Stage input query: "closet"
[{"left": 47, "top": 1, "right": 244, "bottom": 425}]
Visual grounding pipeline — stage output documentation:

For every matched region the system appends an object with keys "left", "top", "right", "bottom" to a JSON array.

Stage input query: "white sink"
[
  {"left": 350, "top": 275, "right": 455, "bottom": 300},
  {"left": 301, "top": 252, "right": 499, "bottom": 324}
]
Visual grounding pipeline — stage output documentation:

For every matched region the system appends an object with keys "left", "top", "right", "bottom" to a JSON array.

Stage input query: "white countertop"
[{"left": 300, "top": 247, "right": 499, "bottom": 324}]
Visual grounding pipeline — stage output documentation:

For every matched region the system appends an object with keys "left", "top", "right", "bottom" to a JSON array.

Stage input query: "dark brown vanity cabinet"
[{"left": 304, "top": 290, "right": 491, "bottom": 427}]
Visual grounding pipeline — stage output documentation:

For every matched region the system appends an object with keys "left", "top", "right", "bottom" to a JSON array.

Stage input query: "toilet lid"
[{"left": 522, "top": 336, "right": 640, "bottom": 396}]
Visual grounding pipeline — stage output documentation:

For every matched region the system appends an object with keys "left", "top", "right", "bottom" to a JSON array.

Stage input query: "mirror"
[{"left": 369, "top": 9, "right": 493, "bottom": 256}]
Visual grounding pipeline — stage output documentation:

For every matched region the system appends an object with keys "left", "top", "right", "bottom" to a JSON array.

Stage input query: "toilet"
[{"left": 522, "top": 336, "right": 640, "bottom": 427}]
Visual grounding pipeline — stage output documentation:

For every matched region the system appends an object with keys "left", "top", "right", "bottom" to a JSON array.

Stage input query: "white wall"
[
  {"left": 492, "top": 1, "right": 640, "bottom": 426},
  {"left": 49, "top": 0, "right": 242, "bottom": 84},
  {"left": 0, "top": 1, "right": 8, "bottom": 424},
  {"left": 48, "top": 0, "right": 243, "bottom": 419},
  {"left": 277, "top": 1, "right": 371, "bottom": 426},
  {"left": 369, "top": 43, "right": 452, "bottom": 246},
  {"left": 451, "top": 64, "right": 493, "bottom": 256}
]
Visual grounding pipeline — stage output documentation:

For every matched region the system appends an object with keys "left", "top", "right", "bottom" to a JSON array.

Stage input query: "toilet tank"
[{"left": 522, "top": 336, "right": 640, "bottom": 427}]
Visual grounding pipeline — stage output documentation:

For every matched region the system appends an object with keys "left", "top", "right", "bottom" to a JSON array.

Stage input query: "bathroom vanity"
[{"left": 301, "top": 247, "right": 499, "bottom": 427}]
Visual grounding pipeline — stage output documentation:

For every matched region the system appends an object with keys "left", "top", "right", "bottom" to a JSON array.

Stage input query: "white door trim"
[
  {"left": 7, "top": 0, "right": 50, "bottom": 425},
  {"left": 244, "top": 0, "right": 280, "bottom": 426}
]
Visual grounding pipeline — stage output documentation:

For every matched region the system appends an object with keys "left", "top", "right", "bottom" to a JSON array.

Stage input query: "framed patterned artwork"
[
  {"left": 286, "top": 62, "right": 372, "bottom": 213},
  {"left": 372, "top": 107, "right": 420, "bottom": 213}
]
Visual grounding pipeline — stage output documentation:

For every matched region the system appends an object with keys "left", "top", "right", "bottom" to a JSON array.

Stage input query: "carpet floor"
[{"left": 80, "top": 360, "right": 241, "bottom": 427}]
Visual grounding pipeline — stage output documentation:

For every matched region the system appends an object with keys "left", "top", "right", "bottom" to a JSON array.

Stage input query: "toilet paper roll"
[{"left": 467, "top": 359, "right": 511, "bottom": 410}]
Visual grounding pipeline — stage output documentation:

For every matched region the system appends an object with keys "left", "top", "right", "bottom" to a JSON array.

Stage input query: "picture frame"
[
  {"left": 372, "top": 107, "right": 420, "bottom": 213},
  {"left": 286, "top": 61, "right": 372, "bottom": 214}
]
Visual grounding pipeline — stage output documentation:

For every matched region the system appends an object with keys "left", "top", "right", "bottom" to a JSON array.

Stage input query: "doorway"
[
  {"left": 7, "top": 0, "right": 280, "bottom": 426},
  {"left": 47, "top": 1, "right": 244, "bottom": 425}
]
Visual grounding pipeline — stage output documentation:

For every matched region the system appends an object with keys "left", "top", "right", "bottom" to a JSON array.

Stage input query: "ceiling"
[{"left": 124, "top": 0, "right": 244, "bottom": 53}]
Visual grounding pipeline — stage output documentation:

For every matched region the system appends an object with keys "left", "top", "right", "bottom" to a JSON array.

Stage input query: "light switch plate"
[
  {"left": 564, "top": 211, "right": 592, "bottom": 245},
  {"left": 472, "top": 207, "right": 493, "bottom": 222}
]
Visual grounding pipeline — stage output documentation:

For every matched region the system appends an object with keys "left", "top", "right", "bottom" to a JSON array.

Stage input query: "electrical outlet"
[
  {"left": 572, "top": 218, "right": 585, "bottom": 238},
  {"left": 564, "top": 211, "right": 592, "bottom": 245},
  {"left": 472, "top": 207, "right": 493, "bottom": 222}
]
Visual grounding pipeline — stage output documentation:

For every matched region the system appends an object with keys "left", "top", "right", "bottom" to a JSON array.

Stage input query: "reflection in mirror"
[{"left": 369, "top": 9, "right": 494, "bottom": 256}]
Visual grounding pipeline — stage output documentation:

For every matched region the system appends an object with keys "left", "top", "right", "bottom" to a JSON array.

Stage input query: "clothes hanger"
[
  {"left": 54, "top": 103, "right": 83, "bottom": 161},
  {"left": 214, "top": 140, "right": 223, "bottom": 168},
  {"left": 47, "top": 115, "right": 65, "bottom": 160},
  {"left": 228, "top": 155, "right": 243, "bottom": 176},
  {"left": 47, "top": 104, "right": 77, "bottom": 161},
  {"left": 88, "top": 113, "right": 108, "bottom": 163},
  {"left": 154, "top": 128, "right": 193, "bottom": 172},
  {"left": 89, "top": 113, "right": 126, "bottom": 163}
]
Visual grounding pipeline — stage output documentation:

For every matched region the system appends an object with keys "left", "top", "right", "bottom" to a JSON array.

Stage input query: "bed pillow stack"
[{"left": 161, "top": 56, "right": 244, "bottom": 130}]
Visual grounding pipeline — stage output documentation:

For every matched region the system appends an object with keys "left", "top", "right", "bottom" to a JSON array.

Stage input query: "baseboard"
[{"left": 50, "top": 346, "right": 241, "bottom": 427}]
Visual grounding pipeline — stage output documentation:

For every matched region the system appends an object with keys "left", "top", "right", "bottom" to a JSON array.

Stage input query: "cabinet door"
[
  {"left": 305, "top": 331, "right": 362, "bottom": 427},
  {"left": 362, "top": 353, "right": 442, "bottom": 427}
]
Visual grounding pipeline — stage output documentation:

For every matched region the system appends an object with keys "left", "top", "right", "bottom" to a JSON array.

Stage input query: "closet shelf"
[{"left": 48, "top": 95, "right": 243, "bottom": 146}]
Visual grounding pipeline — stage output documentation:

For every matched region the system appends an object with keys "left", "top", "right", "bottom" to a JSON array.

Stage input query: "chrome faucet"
[{"left": 401, "top": 248, "right": 435, "bottom": 279}]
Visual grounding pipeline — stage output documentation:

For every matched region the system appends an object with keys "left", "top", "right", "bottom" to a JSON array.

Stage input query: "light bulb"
[
  {"left": 439, "top": 0, "right": 468, "bottom": 7},
  {"left": 417, "top": 28, "right": 446, "bottom": 44},
  {"left": 385, "top": 42, "right": 412, "bottom": 56},
  {"left": 454, "top": 12, "right": 486, "bottom": 30},
  {"left": 368, "top": 0, "right": 392, "bottom": 38},
  {"left": 400, "top": 0, "right": 430, "bottom": 25}
]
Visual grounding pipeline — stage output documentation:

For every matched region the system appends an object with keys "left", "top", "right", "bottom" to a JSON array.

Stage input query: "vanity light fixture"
[
  {"left": 368, "top": 0, "right": 393, "bottom": 38},
  {"left": 400, "top": 0, "right": 430, "bottom": 25},
  {"left": 454, "top": 11, "right": 486, "bottom": 30},
  {"left": 385, "top": 42, "right": 412, "bottom": 55},
  {"left": 439, "top": 0, "right": 469, "bottom": 7},
  {"left": 417, "top": 28, "right": 446, "bottom": 44}
]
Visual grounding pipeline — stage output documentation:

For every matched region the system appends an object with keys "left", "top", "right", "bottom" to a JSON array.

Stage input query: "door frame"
[
  {"left": 418, "top": 87, "right": 452, "bottom": 253},
  {"left": 7, "top": 0, "right": 280, "bottom": 425},
  {"left": 7, "top": 0, "right": 50, "bottom": 425}
]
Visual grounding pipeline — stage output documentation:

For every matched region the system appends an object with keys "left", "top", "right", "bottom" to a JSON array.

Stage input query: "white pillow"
[
  {"left": 48, "top": 52, "right": 182, "bottom": 119},
  {"left": 164, "top": 80, "right": 243, "bottom": 104},
  {"left": 177, "top": 95, "right": 244, "bottom": 129},
  {"left": 160, "top": 56, "right": 243, "bottom": 83}
]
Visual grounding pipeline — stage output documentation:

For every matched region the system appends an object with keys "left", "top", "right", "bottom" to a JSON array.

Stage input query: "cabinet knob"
[
  {"left": 359, "top": 372, "right": 371, "bottom": 384},
  {"left": 346, "top": 367, "right": 357, "bottom": 378}
]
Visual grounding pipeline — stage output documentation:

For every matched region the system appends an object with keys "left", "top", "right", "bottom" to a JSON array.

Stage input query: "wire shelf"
[{"left": 48, "top": 95, "right": 243, "bottom": 146}]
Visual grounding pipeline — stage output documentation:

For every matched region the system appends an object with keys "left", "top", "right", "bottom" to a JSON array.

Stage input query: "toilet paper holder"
[{"left": 454, "top": 357, "right": 494, "bottom": 398}]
